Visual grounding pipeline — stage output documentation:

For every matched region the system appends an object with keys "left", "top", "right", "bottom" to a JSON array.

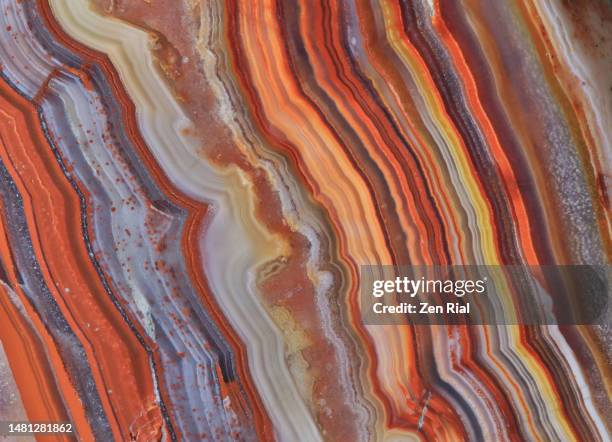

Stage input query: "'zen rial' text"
[
  {"left": 370, "top": 276, "right": 488, "bottom": 318},
  {"left": 372, "top": 301, "right": 470, "bottom": 315}
]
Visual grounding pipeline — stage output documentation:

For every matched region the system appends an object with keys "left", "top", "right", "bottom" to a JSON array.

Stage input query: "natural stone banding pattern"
[{"left": 0, "top": 0, "right": 609, "bottom": 441}]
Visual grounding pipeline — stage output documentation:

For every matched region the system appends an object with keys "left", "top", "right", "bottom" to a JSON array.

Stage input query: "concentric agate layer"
[{"left": 0, "top": 0, "right": 610, "bottom": 441}]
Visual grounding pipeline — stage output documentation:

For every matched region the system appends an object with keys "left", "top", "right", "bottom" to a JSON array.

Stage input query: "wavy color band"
[{"left": 0, "top": 0, "right": 609, "bottom": 441}]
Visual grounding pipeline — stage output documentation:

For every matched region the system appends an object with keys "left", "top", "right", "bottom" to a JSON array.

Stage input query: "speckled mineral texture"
[{"left": 0, "top": 0, "right": 609, "bottom": 440}]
